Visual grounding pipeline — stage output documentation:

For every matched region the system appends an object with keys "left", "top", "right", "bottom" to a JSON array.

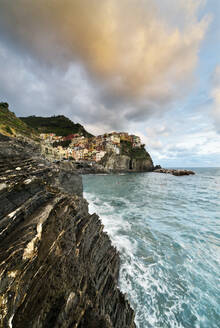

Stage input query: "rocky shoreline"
[
  {"left": 0, "top": 134, "right": 136, "bottom": 328},
  {"left": 153, "top": 166, "right": 195, "bottom": 176},
  {"left": 43, "top": 149, "right": 155, "bottom": 174},
  {"left": 70, "top": 162, "right": 195, "bottom": 176},
  {"left": 0, "top": 130, "right": 196, "bottom": 326}
]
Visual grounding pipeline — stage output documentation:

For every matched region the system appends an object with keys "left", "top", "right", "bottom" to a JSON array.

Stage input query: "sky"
[{"left": 0, "top": 0, "right": 219, "bottom": 167}]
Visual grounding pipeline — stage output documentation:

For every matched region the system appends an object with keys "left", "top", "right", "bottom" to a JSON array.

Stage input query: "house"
[
  {"left": 119, "top": 132, "right": 129, "bottom": 141},
  {"left": 96, "top": 151, "right": 106, "bottom": 162},
  {"left": 110, "top": 134, "right": 120, "bottom": 144},
  {"left": 131, "top": 135, "right": 141, "bottom": 147}
]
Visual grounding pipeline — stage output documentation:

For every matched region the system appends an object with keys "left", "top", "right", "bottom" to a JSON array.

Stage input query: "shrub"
[{"left": 4, "top": 125, "right": 13, "bottom": 134}]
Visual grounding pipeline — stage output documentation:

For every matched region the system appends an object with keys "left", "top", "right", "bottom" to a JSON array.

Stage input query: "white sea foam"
[{"left": 83, "top": 170, "right": 220, "bottom": 328}]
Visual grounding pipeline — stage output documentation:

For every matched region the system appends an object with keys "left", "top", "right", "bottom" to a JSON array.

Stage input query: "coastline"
[
  {"left": 0, "top": 133, "right": 136, "bottom": 328},
  {"left": 82, "top": 168, "right": 219, "bottom": 327}
]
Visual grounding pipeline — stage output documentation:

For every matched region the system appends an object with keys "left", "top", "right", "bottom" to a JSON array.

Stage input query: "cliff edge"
[
  {"left": 101, "top": 142, "right": 154, "bottom": 173},
  {"left": 0, "top": 134, "right": 135, "bottom": 328}
]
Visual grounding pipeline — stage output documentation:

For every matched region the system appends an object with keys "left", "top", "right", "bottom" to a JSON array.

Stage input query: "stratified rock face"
[
  {"left": 0, "top": 134, "right": 135, "bottom": 328},
  {"left": 104, "top": 154, "right": 130, "bottom": 172},
  {"left": 104, "top": 153, "right": 154, "bottom": 172},
  {"left": 131, "top": 157, "right": 154, "bottom": 172}
]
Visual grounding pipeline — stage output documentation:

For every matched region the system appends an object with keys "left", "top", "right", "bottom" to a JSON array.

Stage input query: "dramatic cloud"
[
  {"left": 211, "top": 65, "right": 220, "bottom": 132},
  {"left": 0, "top": 0, "right": 210, "bottom": 130}
]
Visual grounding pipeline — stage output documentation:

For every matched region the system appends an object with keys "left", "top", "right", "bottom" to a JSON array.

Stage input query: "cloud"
[
  {"left": 0, "top": 39, "right": 131, "bottom": 132},
  {"left": 0, "top": 0, "right": 210, "bottom": 130},
  {"left": 133, "top": 110, "right": 220, "bottom": 167},
  {"left": 211, "top": 65, "right": 220, "bottom": 132}
]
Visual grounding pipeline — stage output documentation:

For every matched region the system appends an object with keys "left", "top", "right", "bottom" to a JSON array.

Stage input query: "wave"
[{"left": 83, "top": 169, "right": 220, "bottom": 328}]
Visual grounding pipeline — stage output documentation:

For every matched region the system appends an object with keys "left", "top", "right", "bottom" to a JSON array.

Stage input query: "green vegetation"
[
  {"left": 120, "top": 140, "right": 149, "bottom": 159},
  {"left": 120, "top": 140, "right": 133, "bottom": 156},
  {"left": 20, "top": 115, "right": 93, "bottom": 138},
  {"left": 130, "top": 146, "right": 151, "bottom": 159},
  {"left": 4, "top": 125, "right": 13, "bottom": 135},
  {"left": 0, "top": 102, "right": 36, "bottom": 138},
  {"left": 52, "top": 140, "right": 71, "bottom": 148},
  {"left": 0, "top": 102, "right": 93, "bottom": 140}
]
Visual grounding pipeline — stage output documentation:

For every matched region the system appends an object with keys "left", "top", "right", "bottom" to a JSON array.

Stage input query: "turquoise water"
[{"left": 83, "top": 168, "right": 220, "bottom": 328}]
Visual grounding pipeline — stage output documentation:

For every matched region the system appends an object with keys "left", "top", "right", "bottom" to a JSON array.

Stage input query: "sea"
[{"left": 83, "top": 168, "right": 220, "bottom": 328}]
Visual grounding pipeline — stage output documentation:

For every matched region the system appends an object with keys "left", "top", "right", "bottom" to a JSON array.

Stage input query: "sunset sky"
[{"left": 0, "top": 0, "right": 219, "bottom": 167}]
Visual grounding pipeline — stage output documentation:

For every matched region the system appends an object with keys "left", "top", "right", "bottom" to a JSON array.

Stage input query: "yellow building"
[{"left": 110, "top": 134, "right": 120, "bottom": 144}]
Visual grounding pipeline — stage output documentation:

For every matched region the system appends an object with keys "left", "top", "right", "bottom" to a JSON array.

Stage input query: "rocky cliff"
[
  {"left": 102, "top": 140, "right": 154, "bottom": 173},
  {"left": 102, "top": 150, "right": 154, "bottom": 173},
  {"left": 0, "top": 134, "right": 135, "bottom": 328}
]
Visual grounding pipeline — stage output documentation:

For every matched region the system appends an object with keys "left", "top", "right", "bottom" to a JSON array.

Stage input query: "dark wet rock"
[
  {"left": 154, "top": 168, "right": 195, "bottom": 176},
  {"left": 71, "top": 161, "right": 108, "bottom": 175},
  {"left": 153, "top": 165, "right": 162, "bottom": 170},
  {"left": 0, "top": 134, "right": 135, "bottom": 328}
]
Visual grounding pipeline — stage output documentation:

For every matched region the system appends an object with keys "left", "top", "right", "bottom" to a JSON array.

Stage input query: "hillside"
[
  {"left": 0, "top": 102, "right": 36, "bottom": 138},
  {"left": 120, "top": 140, "right": 151, "bottom": 160},
  {"left": 20, "top": 115, "right": 93, "bottom": 138}
]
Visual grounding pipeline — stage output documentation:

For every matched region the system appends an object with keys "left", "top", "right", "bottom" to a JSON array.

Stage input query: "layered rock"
[
  {"left": 130, "top": 157, "right": 154, "bottom": 172},
  {"left": 0, "top": 134, "right": 135, "bottom": 328},
  {"left": 101, "top": 152, "right": 154, "bottom": 173},
  {"left": 104, "top": 154, "right": 131, "bottom": 172}
]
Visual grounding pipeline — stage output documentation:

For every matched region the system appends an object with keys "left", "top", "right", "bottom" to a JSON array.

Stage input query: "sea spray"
[{"left": 83, "top": 168, "right": 220, "bottom": 328}]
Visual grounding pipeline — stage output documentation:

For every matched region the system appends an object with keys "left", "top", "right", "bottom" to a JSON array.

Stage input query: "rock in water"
[
  {"left": 154, "top": 168, "right": 195, "bottom": 176},
  {"left": 0, "top": 134, "right": 136, "bottom": 328}
]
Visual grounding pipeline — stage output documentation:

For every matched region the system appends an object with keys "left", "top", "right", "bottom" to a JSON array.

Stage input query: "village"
[{"left": 40, "top": 131, "right": 142, "bottom": 162}]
